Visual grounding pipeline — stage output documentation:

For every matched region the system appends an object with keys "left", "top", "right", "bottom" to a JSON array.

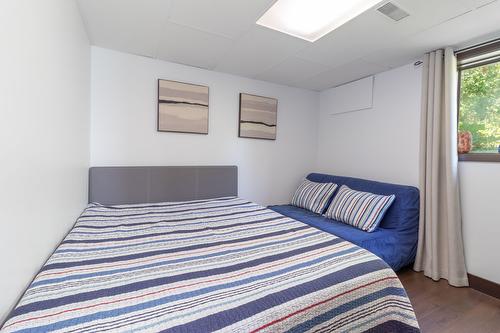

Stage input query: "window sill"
[{"left": 458, "top": 153, "right": 500, "bottom": 162}]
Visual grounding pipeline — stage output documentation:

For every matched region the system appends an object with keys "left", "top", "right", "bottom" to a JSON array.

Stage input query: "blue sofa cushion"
[{"left": 269, "top": 173, "right": 420, "bottom": 271}]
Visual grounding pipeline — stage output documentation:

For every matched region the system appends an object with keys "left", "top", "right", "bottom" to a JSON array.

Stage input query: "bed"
[{"left": 2, "top": 167, "right": 419, "bottom": 332}]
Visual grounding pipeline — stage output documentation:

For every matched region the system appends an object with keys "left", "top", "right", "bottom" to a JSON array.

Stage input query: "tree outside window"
[{"left": 459, "top": 62, "right": 500, "bottom": 153}]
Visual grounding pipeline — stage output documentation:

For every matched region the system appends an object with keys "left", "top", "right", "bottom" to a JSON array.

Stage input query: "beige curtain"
[{"left": 414, "top": 48, "right": 469, "bottom": 287}]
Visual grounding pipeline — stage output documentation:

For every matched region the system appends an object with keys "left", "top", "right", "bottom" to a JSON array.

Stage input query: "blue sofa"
[{"left": 269, "top": 173, "right": 420, "bottom": 271}]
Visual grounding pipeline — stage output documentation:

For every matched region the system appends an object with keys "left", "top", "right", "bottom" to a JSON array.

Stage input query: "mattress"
[{"left": 2, "top": 197, "right": 419, "bottom": 332}]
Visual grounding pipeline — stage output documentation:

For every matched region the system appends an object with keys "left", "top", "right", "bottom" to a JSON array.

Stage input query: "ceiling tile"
[
  {"left": 77, "top": 0, "right": 172, "bottom": 57},
  {"left": 362, "top": 46, "right": 424, "bottom": 70},
  {"left": 296, "top": 0, "right": 473, "bottom": 68},
  {"left": 157, "top": 22, "right": 234, "bottom": 70},
  {"left": 455, "top": 0, "right": 498, "bottom": 8},
  {"left": 392, "top": 0, "right": 474, "bottom": 20},
  {"left": 215, "top": 26, "right": 309, "bottom": 78},
  {"left": 254, "top": 58, "right": 332, "bottom": 87},
  {"left": 412, "top": 0, "right": 500, "bottom": 47},
  {"left": 298, "top": 60, "right": 388, "bottom": 91},
  {"left": 296, "top": 11, "right": 404, "bottom": 68},
  {"left": 364, "top": 0, "right": 500, "bottom": 68},
  {"left": 168, "top": 0, "right": 274, "bottom": 39}
]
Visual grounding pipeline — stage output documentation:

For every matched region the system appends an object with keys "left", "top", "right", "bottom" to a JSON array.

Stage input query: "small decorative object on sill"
[{"left": 458, "top": 131, "right": 472, "bottom": 154}]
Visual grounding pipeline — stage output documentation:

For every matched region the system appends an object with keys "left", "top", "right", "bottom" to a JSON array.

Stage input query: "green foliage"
[{"left": 459, "top": 62, "right": 500, "bottom": 152}]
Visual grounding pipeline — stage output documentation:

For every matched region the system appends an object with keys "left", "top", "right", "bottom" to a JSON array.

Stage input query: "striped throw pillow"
[
  {"left": 324, "top": 185, "right": 395, "bottom": 232},
  {"left": 291, "top": 179, "right": 338, "bottom": 214}
]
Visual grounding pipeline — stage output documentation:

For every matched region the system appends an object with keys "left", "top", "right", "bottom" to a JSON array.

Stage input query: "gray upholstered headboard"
[{"left": 89, "top": 166, "right": 238, "bottom": 205}]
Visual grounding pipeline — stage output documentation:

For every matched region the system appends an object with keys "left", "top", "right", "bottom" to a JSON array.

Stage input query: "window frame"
[{"left": 456, "top": 39, "right": 500, "bottom": 163}]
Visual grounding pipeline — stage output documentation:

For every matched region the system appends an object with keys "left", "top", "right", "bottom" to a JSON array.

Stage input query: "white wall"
[
  {"left": 316, "top": 63, "right": 500, "bottom": 284},
  {"left": 0, "top": 0, "right": 90, "bottom": 322},
  {"left": 316, "top": 64, "right": 422, "bottom": 187},
  {"left": 460, "top": 163, "right": 500, "bottom": 283},
  {"left": 90, "top": 47, "right": 319, "bottom": 205}
]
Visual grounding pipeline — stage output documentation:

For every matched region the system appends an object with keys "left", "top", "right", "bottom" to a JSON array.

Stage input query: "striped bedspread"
[{"left": 2, "top": 197, "right": 419, "bottom": 332}]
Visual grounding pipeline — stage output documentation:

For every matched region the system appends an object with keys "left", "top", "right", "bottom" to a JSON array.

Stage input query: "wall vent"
[{"left": 377, "top": 2, "right": 409, "bottom": 21}]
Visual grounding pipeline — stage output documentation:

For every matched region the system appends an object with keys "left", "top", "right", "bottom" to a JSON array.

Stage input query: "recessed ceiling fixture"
[{"left": 256, "top": 0, "right": 383, "bottom": 42}]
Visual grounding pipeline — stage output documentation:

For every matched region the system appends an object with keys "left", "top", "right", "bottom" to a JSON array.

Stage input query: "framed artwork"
[
  {"left": 238, "top": 93, "right": 278, "bottom": 140},
  {"left": 157, "top": 79, "right": 209, "bottom": 134}
]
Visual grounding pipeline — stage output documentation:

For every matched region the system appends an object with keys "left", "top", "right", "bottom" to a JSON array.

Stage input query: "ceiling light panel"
[{"left": 257, "top": 0, "right": 383, "bottom": 42}]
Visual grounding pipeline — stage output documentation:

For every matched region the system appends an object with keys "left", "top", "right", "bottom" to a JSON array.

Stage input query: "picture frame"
[
  {"left": 238, "top": 93, "right": 278, "bottom": 140},
  {"left": 157, "top": 79, "right": 209, "bottom": 134}
]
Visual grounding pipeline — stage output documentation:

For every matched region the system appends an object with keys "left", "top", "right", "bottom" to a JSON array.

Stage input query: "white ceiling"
[{"left": 77, "top": 0, "right": 500, "bottom": 91}]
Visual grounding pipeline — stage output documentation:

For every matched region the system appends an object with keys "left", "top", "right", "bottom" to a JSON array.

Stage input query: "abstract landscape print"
[
  {"left": 239, "top": 93, "right": 277, "bottom": 140},
  {"left": 157, "top": 79, "right": 209, "bottom": 134}
]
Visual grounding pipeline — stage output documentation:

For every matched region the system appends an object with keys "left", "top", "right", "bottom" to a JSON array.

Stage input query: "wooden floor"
[{"left": 398, "top": 269, "right": 500, "bottom": 333}]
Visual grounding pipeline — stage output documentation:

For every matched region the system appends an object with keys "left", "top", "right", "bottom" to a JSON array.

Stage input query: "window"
[{"left": 457, "top": 39, "right": 500, "bottom": 162}]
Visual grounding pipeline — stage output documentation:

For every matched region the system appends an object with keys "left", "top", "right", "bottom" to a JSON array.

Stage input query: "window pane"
[{"left": 459, "top": 62, "right": 500, "bottom": 153}]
